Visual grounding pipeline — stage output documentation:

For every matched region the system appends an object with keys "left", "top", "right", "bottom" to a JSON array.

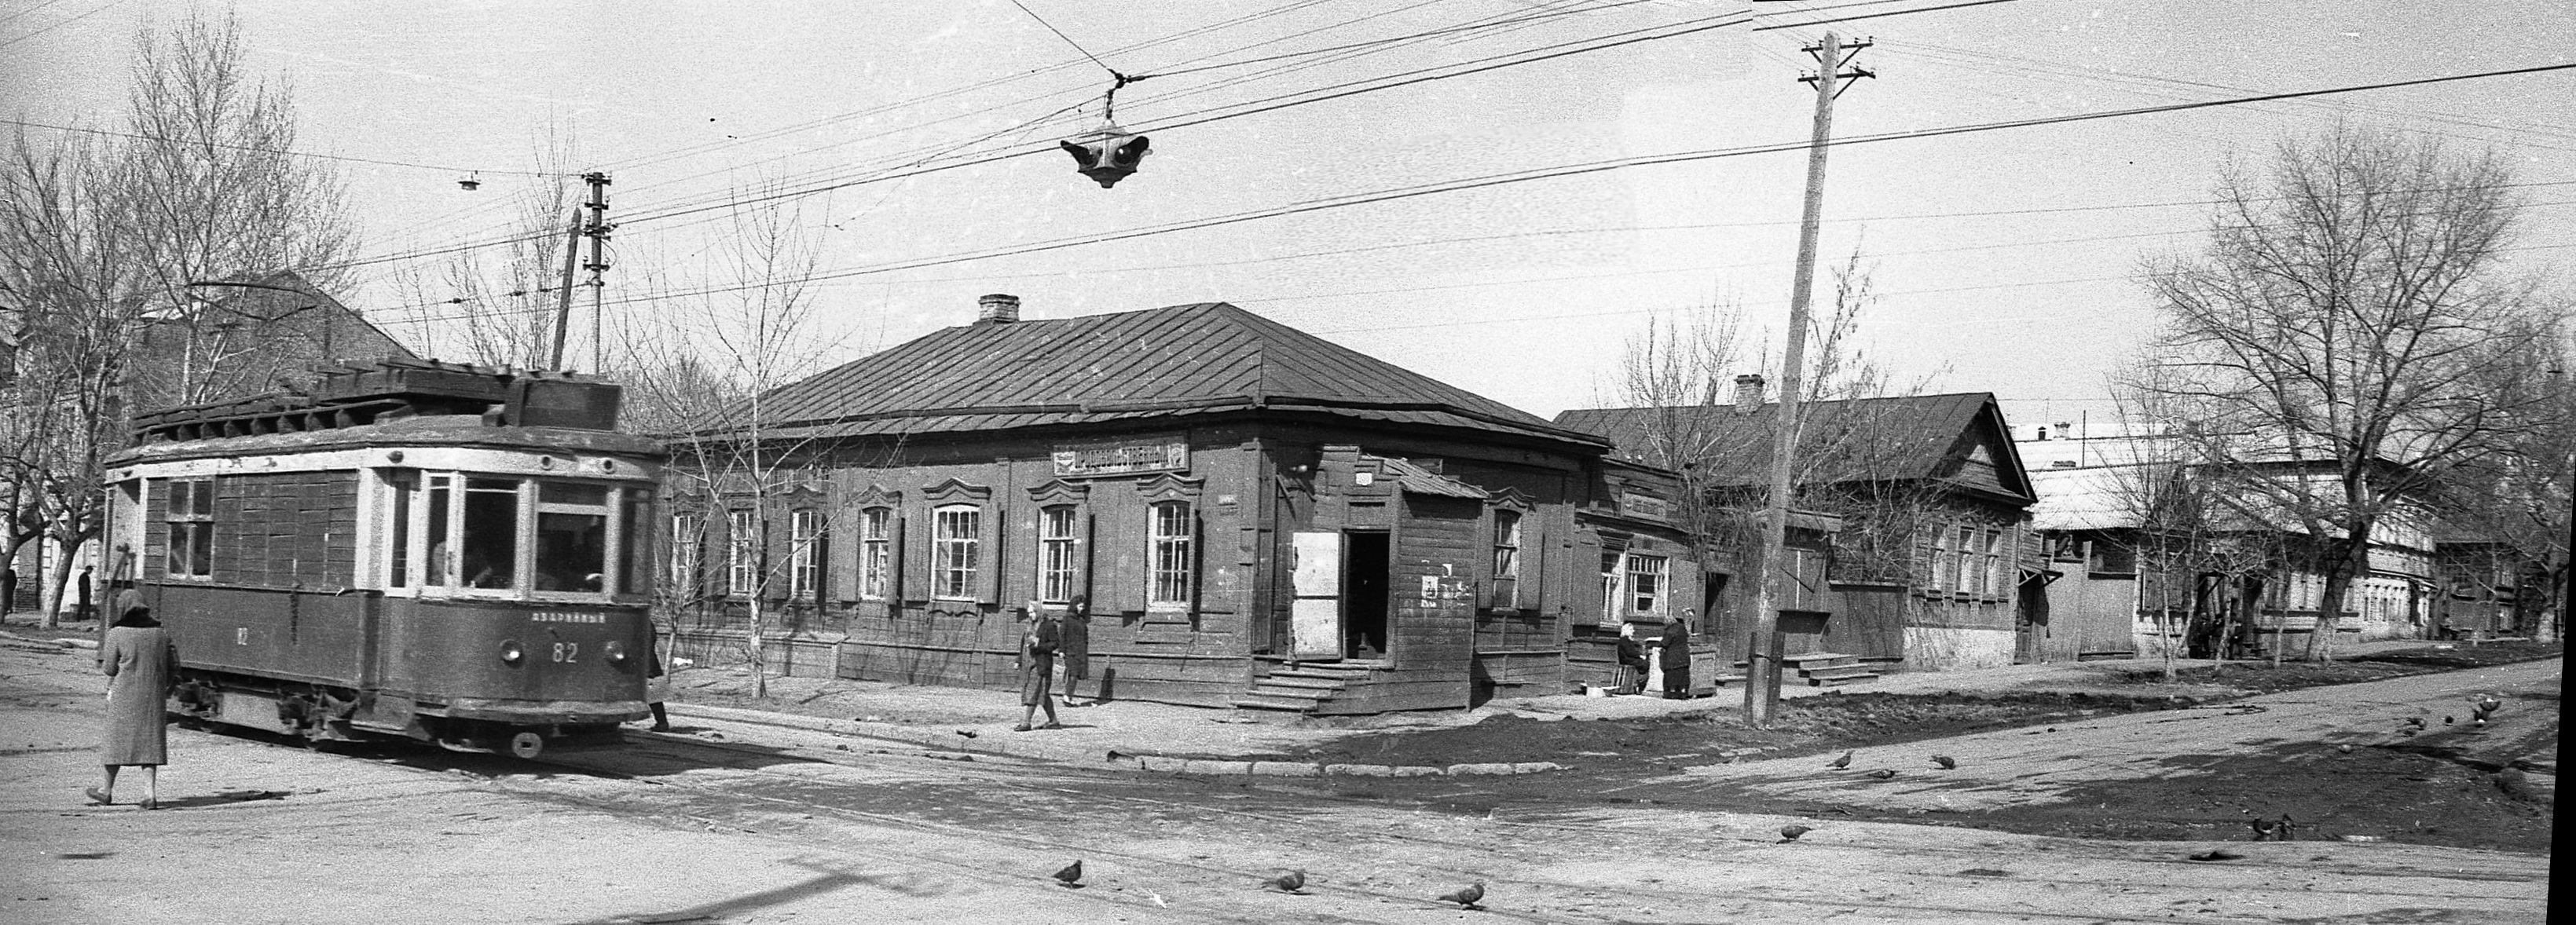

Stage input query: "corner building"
[{"left": 669, "top": 298, "right": 1702, "bottom": 713}]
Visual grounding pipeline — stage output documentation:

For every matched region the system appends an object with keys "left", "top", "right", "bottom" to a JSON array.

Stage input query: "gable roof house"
[
  {"left": 128, "top": 269, "right": 417, "bottom": 411},
  {"left": 669, "top": 296, "right": 1706, "bottom": 713},
  {"left": 1555, "top": 389, "right": 2047, "bottom": 672}
]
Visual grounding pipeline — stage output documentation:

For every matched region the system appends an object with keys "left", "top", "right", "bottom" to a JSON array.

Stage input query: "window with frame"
[
  {"left": 1148, "top": 500, "right": 1193, "bottom": 606},
  {"left": 727, "top": 510, "right": 757, "bottom": 596},
  {"left": 789, "top": 508, "right": 820, "bottom": 601},
  {"left": 1599, "top": 552, "right": 1622, "bottom": 623},
  {"left": 533, "top": 481, "right": 610, "bottom": 594},
  {"left": 1928, "top": 525, "right": 1955, "bottom": 591},
  {"left": 931, "top": 504, "right": 980, "bottom": 600},
  {"left": 163, "top": 478, "right": 214, "bottom": 579},
  {"left": 670, "top": 512, "right": 704, "bottom": 600},
  {"left": 859, "top": 506, "right": 892, "bottom": 599},
  {"left": 618, "top": 490, "right": 652, "bottom": 595},
  {"left": 1963, "top": 527, "right": 1988, "bottom": 595},
  {"left": 460, "top": 477, "right": 521, "bottom": 590},
  {"left": 426, "top": 475, "right": 453, "bottom": 585},
  {"left": 1039, "top": 505, "right": 1079, "bottom": 603},
  {"left": 1981, "top": 528, "right": 2004, "bottom": 597},
  {"left": 386, "top": 471, "right": 415, "bottom": 587},
  {"left": 1626, "top": 554, "right": 1668, "bottom": 616},
  {"left": 1490, "top": 510, "right": 1522, "bottom": 609}
]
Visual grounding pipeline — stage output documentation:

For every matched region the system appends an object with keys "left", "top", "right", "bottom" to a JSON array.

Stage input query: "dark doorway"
[
  {"left": 2016, "top": 573, "right": 2050, "bottom": 664},
  {"left": 1343, "top": 531, "right": 1391, "bottom": 660}
]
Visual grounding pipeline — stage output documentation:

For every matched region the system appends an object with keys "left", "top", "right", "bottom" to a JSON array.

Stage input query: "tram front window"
[
  {"left": 462, "top": 478, "right": 520, "bottom": 589},
  {"left": 536, "top": 481, "right": 611, "bottom": 593}
]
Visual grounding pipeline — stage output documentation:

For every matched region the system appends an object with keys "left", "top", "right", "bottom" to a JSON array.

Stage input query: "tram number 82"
[{"left": 551, "top": 642, "right": 580, "bottom": 663}]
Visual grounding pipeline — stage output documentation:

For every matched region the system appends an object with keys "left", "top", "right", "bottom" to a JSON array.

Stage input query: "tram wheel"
[{"left": 508, "top": 731, "right": 545, "bottom": 760}]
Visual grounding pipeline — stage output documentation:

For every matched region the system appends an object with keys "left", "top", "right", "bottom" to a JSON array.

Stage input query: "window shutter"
[
  {"left": 896, "top": 511, "right": 921, "bottom": 602},
  {"left": 1079, "top": 511, "right": 1097, "bottom": 607},
  {"left": 977, "top": 503, "right": 999, "bottom": 605},
  {"left": 830, "top": 508, "right": 859, "bottom": 604},
  {"left": 1189, "top": 507, "right": 1204, "bottom": 614}
]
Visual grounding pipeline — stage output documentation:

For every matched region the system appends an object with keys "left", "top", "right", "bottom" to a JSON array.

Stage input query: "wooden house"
[
  {"left": 1555, "top": 391, "right": 2043, "bottom": 672},
  {"left": 667, "top": 297, "right": 1700, "bottom": 712}
]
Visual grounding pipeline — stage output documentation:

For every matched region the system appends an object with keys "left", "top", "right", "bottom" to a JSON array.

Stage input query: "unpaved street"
[{"left": 2, "top": 643, "right": 2552, "bottom": 924}]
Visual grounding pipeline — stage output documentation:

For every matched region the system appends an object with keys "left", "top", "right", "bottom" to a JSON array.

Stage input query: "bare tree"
[
  {"left": 617, "top": 187, "right": 836, "bottom": 698},
  {"left": 2131, "top": 126, "right": 2563, "bottom": 661},
  {"left": 1610, "top": 250, "right": 1944, "bottom": 582},
  {"left": 2431, "top": 330, "right": 2574, "bottom": 642},
  {"left": 393, "top": 121, "right": 584, "bottom": 368}
]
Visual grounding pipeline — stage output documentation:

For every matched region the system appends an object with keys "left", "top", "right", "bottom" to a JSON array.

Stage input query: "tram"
[{"left": 101, "top": 359, "right": 666, "bottom": 759}]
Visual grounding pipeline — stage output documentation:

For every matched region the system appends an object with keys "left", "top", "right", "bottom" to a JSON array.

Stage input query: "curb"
[
  {"left": 662, "top": 702, "right": 1566, "bottom": 777},
  {"left": 0, "top": 630, "right": 96, "bottom": 651}
]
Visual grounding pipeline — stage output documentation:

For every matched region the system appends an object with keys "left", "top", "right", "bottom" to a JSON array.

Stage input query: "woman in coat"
[
  {"left": 1658, "top": 610, "right": 1694, "bottom": 700},
  {"left": 1058, "top": 594, "right": 1092, "bottom": 707},
  {"left": 92, "top": 590, "right": 178, "bottom": 809}
]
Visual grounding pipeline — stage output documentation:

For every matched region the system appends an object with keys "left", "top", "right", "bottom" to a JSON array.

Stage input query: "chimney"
[
  {"left": 975, "top": 293, "right": 1021, "bottom": 325},
  {"left": 1731, "top": 374, "right": 1765, "bottom": 415}
]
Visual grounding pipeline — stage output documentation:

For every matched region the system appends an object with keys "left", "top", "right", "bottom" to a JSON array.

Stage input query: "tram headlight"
[
  {"left": 500, "top": 640, "right": 526, "bottom": 665},
  {"left": 603, "top": 640, "right": 628, "bottom": 664}
]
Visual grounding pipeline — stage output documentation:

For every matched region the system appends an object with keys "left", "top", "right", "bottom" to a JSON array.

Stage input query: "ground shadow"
[{"left": 555, "top": 856, "right": 948, "bottom": 924}]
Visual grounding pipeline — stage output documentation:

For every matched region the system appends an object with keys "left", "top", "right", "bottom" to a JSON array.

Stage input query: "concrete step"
[
  {"left": 1706, "top": 674, "right": 1750, "bottom": 687},
  {"left": 1273, "top": 666, "right": 1376, "bottom": 681},
  {"left": 1782, "top": 652, "right": 1858, "bottom": 669},
  {"left": 1258, "top": 675, "right": 1349, "bottom": 691},
  {"left": 1231, "top": 694, "right": 1325, "bottom": 712},
  {"left": 1804, "top": 671, "right": 1879, "bottom": 687}
]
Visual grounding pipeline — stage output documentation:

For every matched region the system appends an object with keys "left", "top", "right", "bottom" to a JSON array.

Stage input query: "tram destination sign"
[{"left": 1053, "top": 435, "right": 1189, "bottom": 477}]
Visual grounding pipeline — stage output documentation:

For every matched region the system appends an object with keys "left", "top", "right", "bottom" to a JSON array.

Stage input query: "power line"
[
  {"left": 0, "top": 0, "right": 125, "bottom": 51},
  {"left": 589, "top": 61, "right": 2576, "bottom": 308},
  {"left": 1009, "top": 0, "right": 1119, "bottom": 75},
  {"left": 0, "top": 118, "right": 572, "bottom": 177}
]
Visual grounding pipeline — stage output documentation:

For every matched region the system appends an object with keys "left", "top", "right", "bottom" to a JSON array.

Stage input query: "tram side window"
[
  {"left": 619, "top": 490, "right": 652, "bottom": 595},
  {"left": 387, "top": 472, "right": 416, "bottom": 587},
  {"left": 535, "top": 481, "right": 610, "bottom": 593},
  {"left": 427, "top": 476, "right": 453, "bottom": 585},
  {"left": 163, "top": 478, "right": 214, "bottom": 579},
  {"left": 462, "top": 478, "right": 520, "bottom": 589}
]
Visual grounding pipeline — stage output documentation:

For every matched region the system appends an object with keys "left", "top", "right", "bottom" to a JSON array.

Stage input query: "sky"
[{"left": 5, "top": 0, "right": 2572, "bottom": 437}]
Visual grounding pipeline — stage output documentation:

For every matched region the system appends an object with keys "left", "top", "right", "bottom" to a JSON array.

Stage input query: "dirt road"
[{"left": 1, "top": 643, "right": 2550, "bottom": 923}]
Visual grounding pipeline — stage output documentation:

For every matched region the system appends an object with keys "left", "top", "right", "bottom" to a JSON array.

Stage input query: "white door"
[{"left": 1291, "top": 531, "right": 1343, "bottom": 660}]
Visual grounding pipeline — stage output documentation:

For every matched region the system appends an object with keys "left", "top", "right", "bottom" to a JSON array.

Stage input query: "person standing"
[
  {"left": 1614, "top": 623, "right": 1648, "bottom": 695},
  {"left": 1014, "top": 601, "right": 1062, "bottom": 732},
  {"left": 1658, "top": 610, "right": 1694, "bottom": 700},
  {"left": 91, "top": 590, "right": 178, "bottom": 809},
  {"left": 2, "top": 563, "right": 17, "bottom": 616},
  {"left": 75, "top": 565, "right": 95, "bottom": 622},
  {"left": 643, "top": 627, "right": 672, "bottom": 732},
  {"left": 1058, "top": 594, "right": 1093, "bottom": 707}
]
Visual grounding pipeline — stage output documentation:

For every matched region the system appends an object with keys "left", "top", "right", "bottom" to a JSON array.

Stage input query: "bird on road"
[
  {"left": 2336, "top": 744, "right": 2354, "bottom": 754},
  {"left": 1864, "top": 769, "right": 1898, "bottom": 780},
  {"left": 1053, "top": 859, "right": 1084, "bottom": 887},
  {"left": 957, "top": 729, "right": 980, "bottom": 739},
  {"left": 1262, "top": 869, "right": 1307, "bottom": 894},
  {"left": 1436, "top": 880, "right": 1486, "bottom": 910},
  {"left": 2188, "top": 850, "right": 2245, "bottom": 861},
  {"left": 1931, "top": 755, "right": 1958, "bottom": 770},
  {"left": 1826, "top": 750, "right": 1853, "bottom": 770},
  {"left": 2443, "top": 715, "right": 2455, "bottom": 726},
  {"left": 2473, "top": 696, "right": 2502, "bottom": 719},
  {"left": 2250, "top": 814, "right": 2296, "bottom": 842},
  {"left": 1779, "top": 824, "right": 1812, "bottom": 843},
  {"left": 2401, "top": 716, "right": 2427, "bottom": 729}
]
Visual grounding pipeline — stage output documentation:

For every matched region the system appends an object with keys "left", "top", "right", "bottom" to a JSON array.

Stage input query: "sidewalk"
[{"left": 655, "top": 640, "right": 2475, "bottom": 777}]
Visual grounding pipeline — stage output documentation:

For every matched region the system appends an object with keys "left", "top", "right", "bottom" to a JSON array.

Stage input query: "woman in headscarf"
[
  {"left": 1658, "top": 609, "right": 1694, "bottom": 700},
  {"left": 92, "top": 590, "right": 178, "bottom": 809},
  {"left": 1058, "top": 594, "right": 1092, "bottom": 707}
]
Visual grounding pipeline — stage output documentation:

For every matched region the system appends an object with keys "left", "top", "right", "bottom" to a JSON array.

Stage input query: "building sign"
[
  {"left": 1618, "top": 491, "right": 1670, "bottom": 520},
  {"left": 1052, "top": 435, "right": 1189, "bottom": 477}
]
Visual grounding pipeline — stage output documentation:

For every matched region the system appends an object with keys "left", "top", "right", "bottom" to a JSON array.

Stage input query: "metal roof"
[
  {"left": 1552, "top": 392, "right": 2033, "bottom": 501},
  {"left": 735, "top": 302, "right": 1603, "bottom": 448}
]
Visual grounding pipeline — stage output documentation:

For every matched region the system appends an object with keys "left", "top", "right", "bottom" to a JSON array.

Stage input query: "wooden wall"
[{"left": 145, "top": 471, "right": 359, "bottom": 590}]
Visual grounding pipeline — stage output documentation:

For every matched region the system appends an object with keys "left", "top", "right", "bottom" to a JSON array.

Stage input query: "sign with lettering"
[
  {"left": 1052, "top": 436, "right": 1189, "bottom": 477},
  {"left": 1618, "top": 491, "right": 1671, "bottom": 520}
]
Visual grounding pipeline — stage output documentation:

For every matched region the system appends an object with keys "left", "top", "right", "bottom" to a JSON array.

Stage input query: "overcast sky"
[{"left": 7, "top": 1, "right": 2571, "bottom": 434}]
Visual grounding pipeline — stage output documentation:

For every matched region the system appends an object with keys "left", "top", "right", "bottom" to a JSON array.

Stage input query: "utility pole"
[
  {"left": 1745, "top": 31, "right": 1871, "bottom": 729},
  {"left": 582, "top": 171, "right": 612, "bottom": 373},
  {"left": 548, "top": 208, "right": 581, "bottom": 371}
]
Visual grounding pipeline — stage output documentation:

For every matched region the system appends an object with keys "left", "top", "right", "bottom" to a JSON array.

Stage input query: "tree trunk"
[
  {"left": 38, "top": 540, "right": 75, "bottom": 630},
  {"left": 2305, "top": 538, "right": 2374, "bottom": 663}
]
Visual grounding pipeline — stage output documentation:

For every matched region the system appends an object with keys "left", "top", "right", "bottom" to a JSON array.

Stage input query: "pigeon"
[
  {"left": 2250, "top": 814, "right": 2296, "bottom": 842},
  {"left": 1262, "top": 868, "right": 1307, "bottom": 893},
  {"left": 1931, "top": 755, "right": 1958, "bottom": 770},
  {"left": 1052, "top": 859, "right": 1083, "bottom": 887},
  {"left": 2336, "top": 744, "right": 2354, "bottom": 754},
  {"left": 1778, "top": 824, "right": 1812, "bottom": 843},
  {"left": 2187, "top": 850, "right": 2245, "bottom": 861},
  {"left": 2400, "top": 716, "right": 2426, "bottom": 728},
  {"left": 2443, "top": 715, "right": 2454, "bottom": 726},
  {"left": 1826, "top": 750, "right": 1853, "bottom": 770},
  {"left": 956, "top": 729, "right": 980, "bottom": 739},
  {"left": 1435, "top": 880, "right": 1486, "bottom": 910},
  {"left": 1864, "top": 769, "right": 1897, "bottom": 780},
  {"left": 2472, "top": 696, "right": 2501, "bottom": 719}
]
